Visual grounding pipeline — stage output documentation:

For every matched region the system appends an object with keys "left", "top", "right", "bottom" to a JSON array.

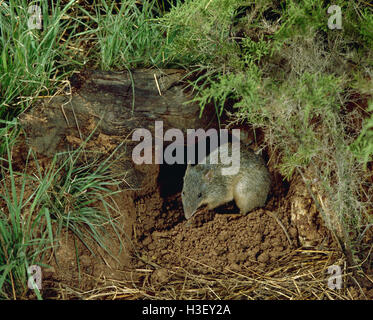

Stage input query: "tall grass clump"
[
  {"left": 0, "top": 0, "right": 83, "bottom": 118},
  {"left": 39, "top": 144, "right": 124, "bottom": 255},
  {"left": 0, "top": 127, "right": 124, "bottom": 299},
  {"left": 78, "top": 0, "right": 168, "bottom": 70},
  {"left": 0, "top": 128, "right": 53, "bottom": 299}
]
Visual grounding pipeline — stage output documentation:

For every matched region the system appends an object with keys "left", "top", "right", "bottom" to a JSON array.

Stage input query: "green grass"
[
  {"left": 0, "top": 126, "right": 125, "bottom": 299},
  {"left": 78, "top": 0, "right": 169, "bottom": 70},
  {"left": 0, "top": 128, "right": 52, "bottom": 299},
  {"left": 0, "top": 0, "right": 82, "bottom": 118},
  {"left": 39, "top": 141, "right": 124, "bottom": 256}
]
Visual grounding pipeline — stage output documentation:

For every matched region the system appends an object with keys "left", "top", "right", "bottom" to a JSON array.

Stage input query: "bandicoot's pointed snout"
[
  {"left": 182, "top": 193, "right": 199, "bottom": 220},
  {"left": 184, "top": 209, "right": 196, "bottom": 220},
  {"left": 182, "top": 200, "right": 195, "bottom": 220}
]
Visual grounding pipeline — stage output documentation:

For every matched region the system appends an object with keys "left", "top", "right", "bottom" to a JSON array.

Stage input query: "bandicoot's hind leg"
[{"left": 234, "top": 178, "right": 262, "bottom": 214}]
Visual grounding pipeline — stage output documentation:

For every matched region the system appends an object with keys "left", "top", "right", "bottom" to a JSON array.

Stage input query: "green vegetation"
[
  {"left": 32, "top": 140, "right": 124, "bottom": 256},
  {"left": 0, "top": 0, "right": 80, "bottom": 118},
  {"left": 0, "top": 0, "right": 372, "bottom": 299},
  {"left": 0, "top": 125, "right": 124, "bottom": 299},
  {"left": 79, "top": 0, "right": 167, "bottom": 69},
  {"left": 0, "top": 127, "right": 49, "bottom": 299}
]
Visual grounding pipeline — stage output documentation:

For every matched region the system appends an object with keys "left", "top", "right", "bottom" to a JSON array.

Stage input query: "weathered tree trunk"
[{"left": 19, "top": 69, "right": 217, "bottom": 157}]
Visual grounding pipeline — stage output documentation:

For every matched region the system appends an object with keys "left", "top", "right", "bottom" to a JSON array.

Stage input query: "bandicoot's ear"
[{"left": 203, "top": 169, "right": 213, "bottom": 182}]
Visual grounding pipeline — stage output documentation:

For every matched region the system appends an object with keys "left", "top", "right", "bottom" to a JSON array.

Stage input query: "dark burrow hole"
[
  {"left": 158, "top": 163, "right": 186, "bottom": 198},
  {"left": 157, "top": 138, "right": 223, "bottom": 198}
]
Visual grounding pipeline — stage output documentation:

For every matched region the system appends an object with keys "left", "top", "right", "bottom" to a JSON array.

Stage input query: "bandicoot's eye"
[{"left": 198, "top": 192, "right": 202, "bottom": 198}]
